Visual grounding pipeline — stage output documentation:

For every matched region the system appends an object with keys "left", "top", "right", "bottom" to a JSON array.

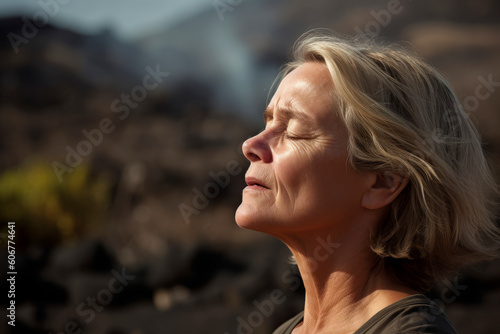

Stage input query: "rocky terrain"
[{"left": 0, "top": 0, "right": 499, "bottom": 333}]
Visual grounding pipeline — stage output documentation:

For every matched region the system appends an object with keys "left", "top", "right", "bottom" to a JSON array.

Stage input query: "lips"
[{"left": 245, "top": 176, "right": 269, "bottom": 190}]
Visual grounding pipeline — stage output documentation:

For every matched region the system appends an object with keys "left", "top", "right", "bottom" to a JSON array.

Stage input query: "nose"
[{"left": 242, "top": 130, "right": 272, "bottom": 163}]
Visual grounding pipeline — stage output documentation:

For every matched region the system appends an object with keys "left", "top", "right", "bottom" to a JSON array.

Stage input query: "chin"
[
  {"left": 235, "top": 205, "right": 256, "bottom": 229},
  {"left": 235, "top": 205, "right": 287, "bottom": 239},
  {"left": 235, "top": 204, "right": 269, "bottom": 232}
]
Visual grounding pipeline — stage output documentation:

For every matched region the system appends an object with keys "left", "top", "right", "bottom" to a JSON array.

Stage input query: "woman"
[{"left": 235, "top": 30, "right": 499, "bottom": 333}]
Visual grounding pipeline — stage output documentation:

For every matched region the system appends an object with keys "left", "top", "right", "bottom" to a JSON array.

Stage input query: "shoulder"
[
  {"left": 355, "top": 294, "right": 458, "bottom": 334},
  {"left": 272, "top": 311, "right": 304, "bottom": 334},
  {"left": 272, "top": 295, "right": 458, "bottom": 334}
]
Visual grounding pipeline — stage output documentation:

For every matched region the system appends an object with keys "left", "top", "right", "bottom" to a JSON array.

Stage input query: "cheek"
[
  {"left": 273, "top": 145, "right": 315, "bottom": 192},
  {"left": 276, "top": 146, "right": 362, "bottom": 212},
  {"left": 273, "top": 146, "right": 328, "bottom": 202}
]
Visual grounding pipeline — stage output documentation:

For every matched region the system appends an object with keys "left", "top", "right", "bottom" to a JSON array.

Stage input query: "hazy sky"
[{"left": 0, "top": 0, "right": 211, "bottom": 39}]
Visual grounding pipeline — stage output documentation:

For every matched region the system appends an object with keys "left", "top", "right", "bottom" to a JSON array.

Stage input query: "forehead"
[
  {"left": 281, "top": 62, "right": 333, "bottom": 89},
  {"left": 267, "top": 62, "right": 336, "bottom": 123}
]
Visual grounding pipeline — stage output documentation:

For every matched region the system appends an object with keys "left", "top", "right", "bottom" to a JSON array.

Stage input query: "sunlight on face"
[{"left": 235, "top": 62, "right": 369, "bottom": 239}]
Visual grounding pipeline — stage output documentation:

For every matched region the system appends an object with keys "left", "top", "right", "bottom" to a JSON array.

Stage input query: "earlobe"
[{"left": 361, "top": 172, "right": 409, "bottom": 210}]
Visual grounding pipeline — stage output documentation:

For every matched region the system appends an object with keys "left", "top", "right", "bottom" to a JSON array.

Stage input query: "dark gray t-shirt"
[{"left": 272, "top": 295, "right": 458, "bottom": 334}]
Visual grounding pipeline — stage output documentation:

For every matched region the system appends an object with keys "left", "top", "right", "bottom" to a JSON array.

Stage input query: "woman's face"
[{"left": 235, "top": 62, "right": 370, "bottom": 238}]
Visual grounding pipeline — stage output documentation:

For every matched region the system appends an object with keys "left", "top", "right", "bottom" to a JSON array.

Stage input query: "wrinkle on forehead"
[{"left": 268, "top": 62, "right": 338, "bottom": 126}]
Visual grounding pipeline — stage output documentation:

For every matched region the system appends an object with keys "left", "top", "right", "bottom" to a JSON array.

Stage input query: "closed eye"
[
  {"left": 284, "top": 131, "right": 301, "bottom": 140},
  {"left": 284, "top": 128, "right": 319, "bottom": 140}
]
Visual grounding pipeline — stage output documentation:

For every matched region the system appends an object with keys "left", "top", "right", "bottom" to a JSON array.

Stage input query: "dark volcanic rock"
[{"left": 47, "top": 240, "right": 116, "bottom": 274}]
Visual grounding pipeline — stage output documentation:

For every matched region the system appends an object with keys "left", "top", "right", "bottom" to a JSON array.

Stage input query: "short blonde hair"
[{"left": 280, "top": 30, "right": 499, "bottom": 292}]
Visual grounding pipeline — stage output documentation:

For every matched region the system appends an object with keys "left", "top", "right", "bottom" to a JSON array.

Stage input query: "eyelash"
[
  {"left": 283, "top": 130, "right": 299, "bottom": 140},
  {"left": 266, "top": 122, "right": 301, "bottom": 140}
]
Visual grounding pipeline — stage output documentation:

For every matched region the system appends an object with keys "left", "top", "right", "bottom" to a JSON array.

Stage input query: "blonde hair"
[{"left": 280, "top": 30, "right": 499, "bottom": 292}]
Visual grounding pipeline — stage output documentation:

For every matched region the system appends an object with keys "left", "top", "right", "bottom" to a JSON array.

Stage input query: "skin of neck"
[{"left": 279, "top": 210, "right": 418, "bottom": 334}]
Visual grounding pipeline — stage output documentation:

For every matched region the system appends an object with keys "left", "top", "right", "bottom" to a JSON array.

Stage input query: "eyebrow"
[{"left": 263, "top": 105, "right": 315, "bottom": 127}]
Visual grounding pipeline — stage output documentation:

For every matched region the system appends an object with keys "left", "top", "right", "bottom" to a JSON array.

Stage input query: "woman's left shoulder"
[{"left": 355, "top": 294, "right": 458, "bottom": 334}]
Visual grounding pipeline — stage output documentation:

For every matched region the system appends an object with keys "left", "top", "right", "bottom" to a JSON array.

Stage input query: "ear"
[{"left": 361, "top": 171, "right": 409, "bottom": 210}]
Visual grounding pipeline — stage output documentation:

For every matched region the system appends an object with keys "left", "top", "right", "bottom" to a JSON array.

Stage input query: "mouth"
[{"left": 245, "top": 176, "right": 269, "bottom": 190}]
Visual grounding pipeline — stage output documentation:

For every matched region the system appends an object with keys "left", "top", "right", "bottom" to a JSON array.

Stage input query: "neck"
[{"left": 282, "top": 226, "right": 417, "bottom": 334}]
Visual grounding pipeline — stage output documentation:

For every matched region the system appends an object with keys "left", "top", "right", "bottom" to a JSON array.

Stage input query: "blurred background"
[{"left": 0, "top": 0, "right": 499, "bottom": 333}]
